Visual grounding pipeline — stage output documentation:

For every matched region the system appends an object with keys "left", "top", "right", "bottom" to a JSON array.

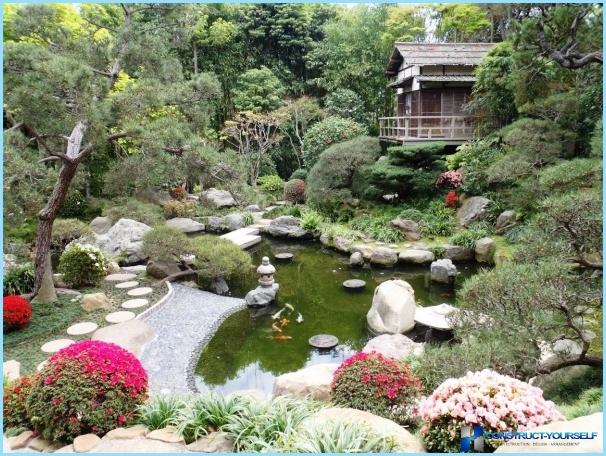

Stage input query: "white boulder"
[
  {"left": 366, "top": 280, "right": 416, "bottom": 334},
  {"left": 363, "top": 334, "right": 423, "bottom": 359},
  {"left": 272, "top": 363, "right": 339, "bottom": 401},
  {"left": 93, "top": 218, "right": 151, "bottom": 264}
]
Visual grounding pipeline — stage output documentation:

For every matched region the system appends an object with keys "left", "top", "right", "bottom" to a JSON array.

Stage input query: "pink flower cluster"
[
  {"left": 418, "top": 370, "right": 564, "bottom": 435},
  {"left": 436, "top": 170, "right": 463, "bottom": 189},
  {"left": 48, "top": 341, "right": 148, "bottom": 397}
]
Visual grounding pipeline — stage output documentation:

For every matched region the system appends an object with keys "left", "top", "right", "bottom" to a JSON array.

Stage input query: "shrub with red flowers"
[
  {"left": 436, "top": 171, "right": 463, "bottom": 189},
  {"left": 444, "top": 191, "right": 459, "bottom": 208},
  {"left": 3, "top": 295, "right": 32, "bottom": 332},
  {"left": 169, "top": 184, "right": 187, "bottom": 200},
  {"left": 417, "top": 370, "right": 564, "bottom": 453},
  {"left": 25, "top": 341, "right": 148, "bottom": 442},
  {"left": 283, "top": 179, "right": 306, "bottom": 204},
  {"left": 331, "top": 351, "right": 422, "bottom": 425},
  {"left": 3, "top": 375, "right": 36, "bottom": 430}
]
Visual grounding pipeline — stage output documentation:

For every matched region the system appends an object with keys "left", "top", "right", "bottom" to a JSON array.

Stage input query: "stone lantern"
[{"left": 245, "top": 256, "right": 279, "bottom": 308}]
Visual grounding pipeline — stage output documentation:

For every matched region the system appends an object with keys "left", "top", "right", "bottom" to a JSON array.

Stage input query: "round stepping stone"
[
  {"left": 105, "top": 273, "right": 136, "bottom": 282},
  {"left": 37, "top": 360, "right": 48, "bottom": 372},
  {"left": 309, "top": 334, "right": 339, "bottom": 349},
  {"left": 274, "top": 252, "right": 294, "bottom": 261},
  {"left": 66, "top": 322, "right": 98, "bottom": 336},
  {"left": 115, "top": 281, "right": 139, "bottom": 289},
  {"left": 127, "top": 287, "right": 153, "bottom": 297},
  {"left": 105, "top": 311, "right": 135, "bottom": 324},
  {"left": 121, "top": 298, "right": 149, "bottom": 309},
  {"left": 342, "top": 279, "right": 366, "bottom": 290},
  {"left": 41, "top": 338, "right": 75, "bottom": 353}
]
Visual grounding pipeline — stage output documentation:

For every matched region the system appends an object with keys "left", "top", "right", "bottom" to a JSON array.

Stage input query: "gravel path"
[{"left": 140, "top": 284, "right": 246, "bottom": 394}]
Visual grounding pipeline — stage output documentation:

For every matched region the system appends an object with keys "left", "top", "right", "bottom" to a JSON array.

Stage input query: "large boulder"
[
  {"left": 349, "top": 251, "right": 364, "bottom": 267},
  {"left": 390, "top": 218, "right": 421, "bottom": 241},
  {"left": 225, "top": 213, "right": 245, "bottom": 231},
  {"left": 351, "top": 243, "right": 375, "bottom": 261},
  {"left": 300, "top": 408, "right": 425, "bottom": 452},
  {"left": 370, "top": 247, "right": 398, "bottom": 267},
  {"left": 94, "top": 218, "right": 151, "bottom": 264},
  {"left": 92, "top": 319, "right": 156, "bottom": 358},
  {"left": 90, "top": 216, "right": 113, "bottom": 235},
  {"left": 495, "top": 413, "right": 602, "bottom": 453},
  {"left": 495, "top": 210, "right": 518, "bottom": 234},
  {"left": 367, "top": 280, "right": 416, "bottom": 334},
  {"left": 272, "top": 363, "right": 339, "bottom": 401},
  {"left": 268, "top": 216, "right": 309, "bottom": 239},
  {"left": 399, "top": 248, "right": 435, "bottom": 264},
  {"left": 81, "top": 292, "right": 112, "bottom": 312},
  {"left": 363, "top": 334, "right": 423, "bottom": 359},
  {"left": 441, "top": 244, "right": 474, "bottom": 262},
  {"left": 244, "top": 204, "right": 261, "bottom": 212},
  {"left": 456, "top": 196, "right": 492, "bottom": 227},
  {"left": 205, "top": 216, "right": 226, "bottom": 233},
  {"left": 165, "top": 217, "right": 204, "bottom": 234},
  {"left": 430, "top": 259, "right": 457, "bottom": 284},
  {"left": 199, "top": 188, "right": 236, "bottom": 208},
  {"left": 90, "top": 437, "right": 187, "bottom": 453},
  {"left": 146, "top": 260, "right": 181, "bottom": 280},
  {"left": 321, "top": 233, "right": 354, "bottom": 253},
  {"left": 475, "top": 237, "right": 496, "bottom": 264}
]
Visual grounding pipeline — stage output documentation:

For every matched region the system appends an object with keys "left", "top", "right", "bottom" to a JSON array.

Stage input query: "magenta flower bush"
[
  {"left": 436, "top": 170, "right": 463, "bottom": 189},
  {"left": 26, "top": 341, "right": 148, "bottom": 442},
  {"left": 417, "top": 369, "right": 564, "bottom": 452}
]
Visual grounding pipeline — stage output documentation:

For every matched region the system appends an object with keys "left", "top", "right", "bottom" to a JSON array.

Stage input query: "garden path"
[{"left": 139, "top": 284, "right": 246, "bottom": 393}]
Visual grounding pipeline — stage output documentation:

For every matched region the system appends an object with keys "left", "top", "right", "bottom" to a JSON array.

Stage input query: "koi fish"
[
  {"left": 296, "top": 313, "right": 304, "bottom": 323},
  {"left": 272, "top": 335, "right": 292, "bottom": 340},
  {"left": 271, "top": 308, "right": 285, "bottom": 320},
  {"left": 271, "top": 322, "right": 282, "bottom": 332},
  {"left": 284, "top": 303, "right": 294, "bottom": 311},
  {"left": 279, "top": 318, "right": 290, "bottom": 327}
]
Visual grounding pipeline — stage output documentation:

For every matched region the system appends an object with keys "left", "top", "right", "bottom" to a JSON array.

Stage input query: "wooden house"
[{"left": 379, "top": 42, "right": 495, "bottom": 144}]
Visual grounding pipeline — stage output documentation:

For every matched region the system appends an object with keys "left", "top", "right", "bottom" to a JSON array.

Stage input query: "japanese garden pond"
[{"left": 194, "top": 237, "right": 478, "bottom": 395}]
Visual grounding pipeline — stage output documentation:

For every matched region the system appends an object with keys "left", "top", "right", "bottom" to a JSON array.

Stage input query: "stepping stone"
[
  {"left": 66, "top": 322, "right": 98, "bottom": 336},
  {"left": 37, "top": 360, "right": 48, "bottom": 372},
  {"left": 309, "top": 334, "right": 339, "bottom": 349},
  {"left": 220, "top": 229, "right": 262, "bottom": 249},
  {"left": 105, "top": 311, "right": 135, "bottom": 324},
  {"left": 127, "top": 287, "right": 153, "bottom": 297},
  {"left": 121, "top": 265, "right": 147, "bottom": 273},
  {"left": 105, "top": 273, "right": 136, "bottom": 282},
  {"left": 342, "top": 279, "right": 366, "bottom": 290},
  {"left": 274, "top": 253, "right": 294, "bottom": 261},
  {"left": 41, "top": 339, "right": 75, "bottom": 353},
  {"left": 122, "top": 298, "right": 149, "bottom": 309},
  {"left": 115, "top": 280, "right": 139, "bottom": 289}
]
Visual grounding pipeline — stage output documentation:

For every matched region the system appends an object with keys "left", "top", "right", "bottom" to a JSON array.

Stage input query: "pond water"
[{"left": 194, "top": 237, "right": 477, "bottom": 394}]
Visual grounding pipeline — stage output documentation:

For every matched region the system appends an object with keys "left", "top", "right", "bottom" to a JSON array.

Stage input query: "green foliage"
[
  {"left": 264, "top": 205, "right": 302, "bottom": 219},
  {"left": 103, "top": 199, "right": 164, "bottom": 227},
  {"left": 448, "top": 138, "right": 501, "bottom": 195},
  {"left": 300, "top": 208, "right": 324, "bottom": 234},
  {"left": 323, "top": 89, "right": 366, "bottom": 123},
  {"left": 137, "top": 395, "right": 187, "bottom": 431},
  {"left": 58, "top": 244, "right": 108, "bottom": 288},
  {"left": 258, "top": 174, "right": 285, "bottom": 195},
  {"left": 58, "top": 191, "right": 87, "bottom": 219},
  {"left": 590, "top": 120, "right": 602, "bottom": 157},
  {"left": 289, "top": 168, "right": 308, "bottom": 181},
  {"left": 3, "top": 376, "right": 34, "bottom": 431},
  {"left": 283, "top": 179, "right": 305, "bottom": 204},
  {"left": 191, "top": 236, "right": 252, "bottom": 283},
  {"left": 419, "top": 202, "right": 456, "bottom": 237},
  {"left": 537, "top": 158, "right": 601, "bottom": 193},
  {"left": 161, "top": 200, "right": 195, "bottom": 218},
  {"left": 233, "top": 66, "right": 285, "bottom": 112},
  {"left": 142, "top": 226, "right": 192, "bottom": 263},
  {"left": 559, "top": 388, "right": 603, "bottom": 420},
  {"left": 3, "top": 264, "right": 35, "bottom": 296},
  {"left": 302, "top": 116, "right": 368, "bottom": 168},
  {"left": 448, "top": 225, "right": 490, "bottom": 249},
  {"left": 241, "top": 212, "right": 254, "bottom": 226},
  {"left": 349, "top": 214, "right": 403, "bottom": 243},
  {"left": 319, "top": 223, "right": 363, "bottom": 243},
  {"left": 306, "top": 136, "right": 381, "bottom": 218},
  {"left": 51, "top": 218, "right": 93, "bottom": 251},
  {"left": 432, "top": 4, "right": 490, "bottom": 42},
  {"left": 520, "top": 91, "right": 580, "bottom": 130},
  {"left": 541, "top": 367, "right": 602, "bottom": 405}
]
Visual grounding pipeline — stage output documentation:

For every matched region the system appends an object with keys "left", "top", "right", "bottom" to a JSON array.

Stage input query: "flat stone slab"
[
  {"left": 342, "top": 279, "right": 366, "bottom": 290},
  {"left": 121, "top": 265, "right": 147, "bottom": 273},
  {"left": 41, "top": 338, "right": 75, "bottom": 353},
  {"left": 66, "top": 322, "right": 98, "bottom": 336},
  {"left": 414, "top": 303, "right": 458, "bottom": 330},
  {"left": 105, "top": 273, "right": 137, "bottom": 282},
  {"left": 274, "top": 252, "right": 294, "bottom": 261},
  {"left": 122, "top": 298, "right": 150, "bottom": 309},
  {"left": 105, "top": 311, "right": 136, "bottom": 324},
  {"left": 220, "top": 229, "right": 262, "bottom": 249},
  {"left": 309, "top": 334, "right": 339, "bottom": 349},
  {"left": 116, "top": 280, "right": 139, "bottom": 289},
  {"left": 127, "top": 287, "right": 153, "bottom": 297}
]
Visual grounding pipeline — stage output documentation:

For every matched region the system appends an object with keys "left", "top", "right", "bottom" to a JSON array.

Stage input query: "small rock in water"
[
  {"left": 309, "top": 334, "right": 339, "bottom": 349},
  {"left": 274, "top": 252, "right": 294, "bottom": 261},
  {"left": 342, "top": 279, "right": 366, "bottom": 291}
]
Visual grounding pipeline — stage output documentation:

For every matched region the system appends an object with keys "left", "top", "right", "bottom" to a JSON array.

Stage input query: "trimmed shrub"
[
  {"left": 331, "top": 352, "right": 422, "bottom": 425},
  {"left": 264, "top": 205, "right": 302, "bottom": 219},
  {"left": 191, "top": 237, "right": 252, "bottom": 285},
  {"left": 444, "top": 191, "right": 459, "bottom": 208},
  {"left": 142, "top": 226, "right": 193, "bottom": 263},
  {"left": 26, "top": 341, "right": 148, "bottom": 442},
  {"left": 283, "top": 179, "right": 305, "bottom": 204},
  {"left": 169, "top": 185, "right": 187, "bottom": 201},
  {"left": 58, "top": 244, "right": 108, "bottom": 288},
  {"left": 3, "top": 375, "right": 35, "bottom": 430},
  {"left": 162, "top": 200, "right": 195, "bottom": 218},
  {"left": 323, "top": 89, "right": 366, "bottom": 123},
  {"left": 3, "top": 263, "right": 35, "bottom": 296},
  {"left": 258, "top": 174, "right": 285, "bottom": 195},
  {"left": 417, "top": 370, "right": 564, "bottom": 453},
  {"left": 51, "top": 218, "right": 93, "bottom": 251},
  {"left": 436, "top": 171, "right": 462, "bottom": 189},
  {"left": 289, "top": 168, "right": 308, "bottom": 181},
  {"left": 3, "top": 295, "right": 32, "bottom": 332},
  {"left": 103, "top": 199, "right": 164, "bottom": 227},
  {"left": 306, "top": 136, "right": 381, "bottom": 218},
  {"left": 303, "top": 116, "right": 368, "bottom": 168}
]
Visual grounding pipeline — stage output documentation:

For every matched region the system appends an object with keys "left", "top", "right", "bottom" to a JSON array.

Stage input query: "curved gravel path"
[{"left": 140, "top": 284, "right": 246, "bottom": 394}]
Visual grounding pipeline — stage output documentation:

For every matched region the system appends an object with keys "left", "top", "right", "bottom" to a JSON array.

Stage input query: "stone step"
[{"left": 220, "top": 229, "right": 262, "bottom": 249}]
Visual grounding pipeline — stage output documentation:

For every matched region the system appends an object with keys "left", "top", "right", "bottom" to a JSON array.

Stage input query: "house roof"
[
  {"left": 387, "top": 74, "right": 477, "bottom": 88},
  {"left": 386, "top": 42, "right": 495, "bottom": 75}
]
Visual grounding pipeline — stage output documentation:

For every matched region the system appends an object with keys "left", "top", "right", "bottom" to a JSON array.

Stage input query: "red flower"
[
  {"left": 3, "top": 295, "right": 32, "bottom": 331},
  {"left": 445, "top": 191, "right": 459, "bottom": 208}
]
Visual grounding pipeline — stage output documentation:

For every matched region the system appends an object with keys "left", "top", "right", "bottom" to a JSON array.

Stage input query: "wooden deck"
[{"left": 379, "top": 115, "right": 475, "bottom": 144}]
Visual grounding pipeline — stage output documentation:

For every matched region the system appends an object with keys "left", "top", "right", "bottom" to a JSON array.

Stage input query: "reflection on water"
[{"left": 195, "top": 238, "right": 477, "bottom": 394}]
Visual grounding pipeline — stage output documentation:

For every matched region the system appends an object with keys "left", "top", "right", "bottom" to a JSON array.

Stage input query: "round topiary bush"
[
  {"left": 3, "top": 375, "right": 35, "bottom": 429},
  {"left": 191, "top": 236, "right": 253, "bottom": 286},
  {"left": 289, "top": 168, "right": 308, "bottom": 181},
  {"left": 417, "top": 369, "right": 565, "bottom": 453},
  {"left": 26, "top": 341, "right": 148, "bottom": 442},
  {"left": 331, "top": 351, "right": 422, "bottom": 425},
  {"left": 303, "top": 116, "right": 368, "bottom": 168},
  {"left": 3, "top": 295, "right": 32, "bottom": 332},
  {"left": 58, "top": 243, "right": 108, "bottom": 288},
  {"left": 283, "top": 179, "right": 306, "bottom": 204}
]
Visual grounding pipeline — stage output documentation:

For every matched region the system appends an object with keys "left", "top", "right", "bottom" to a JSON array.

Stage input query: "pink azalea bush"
[
  {"left": 417, "top": 369, "right": 564, "bottom": 452},
  {"left": 26, "top": 341, "right": 148, "bottom": 442},
  {"left": 436, "top": 170, "right": 463, "bottom": 189}
]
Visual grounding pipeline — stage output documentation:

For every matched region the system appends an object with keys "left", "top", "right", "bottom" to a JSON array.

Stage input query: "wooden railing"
[{"left": 379, "top": 115, "right": 475, "bottom": 142}]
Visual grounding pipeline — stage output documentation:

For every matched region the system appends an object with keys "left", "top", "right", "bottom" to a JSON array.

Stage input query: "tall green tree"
[{"left": 432, "top": 4, "right": 491, "bottom": 42}]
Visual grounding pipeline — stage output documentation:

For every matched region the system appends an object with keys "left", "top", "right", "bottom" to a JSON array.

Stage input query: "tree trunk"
[
  {"left": 193, "top": 45, "right": 198, "bottom": 75},
  {"left": 33, "top": 253, "right": 57, "bottom": 303}
]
